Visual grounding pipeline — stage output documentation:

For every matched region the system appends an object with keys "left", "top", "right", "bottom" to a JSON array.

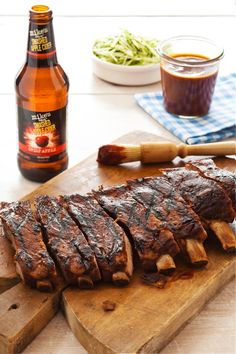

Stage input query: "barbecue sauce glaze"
[{"left": 161, "top": 54, "right": 218, "bottom": 117}]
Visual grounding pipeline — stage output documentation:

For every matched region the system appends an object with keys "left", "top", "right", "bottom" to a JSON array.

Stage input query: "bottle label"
[
  {"left": 18, "top": 106, "right": 67, "bottom": 163},
  {"left": 28, "top": 24, "right": 55, "bottom": 54}
]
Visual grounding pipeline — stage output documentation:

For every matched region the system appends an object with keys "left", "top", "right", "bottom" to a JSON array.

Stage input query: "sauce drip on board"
[{"left": 161, "top": 53, "right": 218, "bottom": 117}]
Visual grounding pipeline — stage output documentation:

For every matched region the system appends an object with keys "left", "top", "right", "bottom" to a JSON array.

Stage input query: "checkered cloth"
[{"left": 135, "top": 73, "right": 236, "bottom": 144}]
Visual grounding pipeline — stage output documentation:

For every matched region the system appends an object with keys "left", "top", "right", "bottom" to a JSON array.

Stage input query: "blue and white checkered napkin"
[{"left": 135, "top": 73, "right": 236, "bottom": 144}]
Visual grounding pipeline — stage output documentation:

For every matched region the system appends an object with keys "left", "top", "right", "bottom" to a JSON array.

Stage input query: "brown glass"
[{"left": 15, "top": 5, "right": 69, "bottom": 182}]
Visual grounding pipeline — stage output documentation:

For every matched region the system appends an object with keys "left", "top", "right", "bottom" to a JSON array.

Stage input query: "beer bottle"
[{"left": 15, "top": 5, "right": 69, "bottom": 182}]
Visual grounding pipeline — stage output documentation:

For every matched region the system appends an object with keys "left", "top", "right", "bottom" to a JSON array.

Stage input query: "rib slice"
[
  {"left": 60, "top": 193, "right": 133, "bottom": 285},
  {"left": 161, "top": 167, "right": 236, "bottom": 252},
  {"left": 127, "top": 177, "right": 208, "bottom": 267},
  {"left": 161, "top": 167, "right": 235, "bottom": 222},
  {"left": 185, "top": 159, "right": 236, "bottom": 213},
  {"left": 93, "top": 184, "right": 179, "bottom": 274},
  {"left": 35, "top": 195, "right": 101, "bottom": 288},
  {"left": 0, "top": 201, "right": 57, "bottom": 291},
  {"left": 0, "top": 202, "right": 8, "bottom": 236}
]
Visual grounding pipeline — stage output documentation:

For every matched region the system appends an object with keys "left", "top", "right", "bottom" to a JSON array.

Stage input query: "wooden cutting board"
[
  {"left": 0, "top": 281, "right": 64, "bottom": 354},
  {"left": 0, "top": 131, "right": 235, "bottom": 354}
]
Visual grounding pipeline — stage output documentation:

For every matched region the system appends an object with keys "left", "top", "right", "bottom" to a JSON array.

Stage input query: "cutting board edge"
[
  {"left": 0, "top": 282, "right": 65, "bottom": 354},
  {"left": 62, "top": 259, "right": 235, "bottom": 354},
  {"left": 138, "top": 260, "right": 236, "bottom": 353},
  {"left": 62, "top": 294, "right": 115, "bottom": 354}
]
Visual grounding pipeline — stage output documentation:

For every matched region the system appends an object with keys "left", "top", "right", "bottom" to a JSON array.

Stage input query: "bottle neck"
[{"left": 26, "top": 8, "right": 58, "bottom": 67}]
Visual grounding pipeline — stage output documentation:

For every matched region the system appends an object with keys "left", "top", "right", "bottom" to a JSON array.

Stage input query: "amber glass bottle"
[{"left": 15, "top": 5, "right": 69, "bottom": 182}]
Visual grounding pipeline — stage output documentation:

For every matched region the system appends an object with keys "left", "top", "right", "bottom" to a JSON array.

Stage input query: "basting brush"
[{"left": 97, "top": 141, "right": 236, "bottom": 165}]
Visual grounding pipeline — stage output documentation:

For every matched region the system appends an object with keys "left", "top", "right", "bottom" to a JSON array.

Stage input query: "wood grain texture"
[
  {"left": 20, "top": 278, "right": 235, "bottom": 354},
  {"left": 0, "top": 131, "right": 235, "bottom": 354},
  {"left": 0, "top": 282, "right": 64, "bottom": 354},
  {"left": 62, "top": 247, "right": 235, "bottom": 354}
]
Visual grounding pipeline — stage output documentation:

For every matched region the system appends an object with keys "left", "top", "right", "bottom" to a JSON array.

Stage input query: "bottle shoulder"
[
  {"left": 16, "top": 63, "right": 69, "bottom": 91},
  {"left": 15, "top": 63, "right": 69, "bottom": 111}
]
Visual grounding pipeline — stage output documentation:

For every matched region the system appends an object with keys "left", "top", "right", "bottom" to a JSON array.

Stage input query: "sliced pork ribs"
[
  {"left": 127, "top": 177, "right": 208, "bottom": 267},
  {"left": 60, "top": 194, "right": 133, "bottom": 285},
  {"left": 93, "top": 184, "right": 179, "bottom": 274},
  {"left": 185, "top": 159, "right": 236, "bottom": 213},
  {"left": 161, "top": 167, "right": 236, "bottom": 252},
  {"left": 0, "top": 201, "right": 57, "bottom": 291},
  {"left": 60, "top": 193, "right": 133, "bottom": 285},
  {"left": 35, "top": 195, "right": 101, "bottom": 288}
]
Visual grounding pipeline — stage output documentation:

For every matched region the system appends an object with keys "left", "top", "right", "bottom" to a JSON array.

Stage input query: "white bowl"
[{"left": 92, "top": 54, "right": 161, "bottom": 86}]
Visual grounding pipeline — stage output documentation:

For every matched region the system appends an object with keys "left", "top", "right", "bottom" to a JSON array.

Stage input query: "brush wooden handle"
[
  {"left": 141, "top": 141, "right": 236, "bottom": 163},
  {"left": 97, "top": 141, "right": 236, "bottom": 165}
]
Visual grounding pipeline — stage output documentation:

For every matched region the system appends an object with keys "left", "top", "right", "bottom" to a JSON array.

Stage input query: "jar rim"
[{"left": 157, "top": 35, "right": 224, "bottom": 67}]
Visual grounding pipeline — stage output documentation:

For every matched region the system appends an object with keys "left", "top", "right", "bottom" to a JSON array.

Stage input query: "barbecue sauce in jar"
[{"left": 161, "top": 53, "right": 218, "bottom": 117}]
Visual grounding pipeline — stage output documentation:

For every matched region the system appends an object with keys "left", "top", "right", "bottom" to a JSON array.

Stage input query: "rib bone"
[
  {"left": 156, "top": 254, "right": 176, "bottom": 274},
  {"left": 185, "top": 239, "right": 208, "bottom": 266},
  {"left": 209, "top": 220, "right": 236, "bottom": 252}
]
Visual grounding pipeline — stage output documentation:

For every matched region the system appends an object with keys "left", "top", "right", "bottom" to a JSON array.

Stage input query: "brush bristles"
[{"left": 97, "top": 144, "right": 141, "bottom": 165}]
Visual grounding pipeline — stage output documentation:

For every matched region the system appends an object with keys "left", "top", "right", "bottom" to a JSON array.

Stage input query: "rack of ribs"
[
  {"left": 0, "top": 201, "right": 57, "bottom": 291},
  {"left": 127, "top": 177, "right": 208, "bottom": 267},
  {"left": 93, "top": 184, "right": 179, "bottom": 274},
  {"left": 35, "top": 195, "right": 101, "bottom": 289},
  {"left": 60, "top": 193, "right": 133, "bottom": 286},
  {"left": 185, "top": 159, "right": 236, "bottom": 213},
  {"left": 161, "top": 167, "right": 236, "bottom": 252}
]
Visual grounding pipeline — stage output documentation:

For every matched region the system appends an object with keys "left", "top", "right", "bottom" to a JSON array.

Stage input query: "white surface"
[
  {"left": 0, "top": 2, "right": 235, "bottom": 354},
  {"left": 1, "top": 0, "right": 236, "bottom": 16}
]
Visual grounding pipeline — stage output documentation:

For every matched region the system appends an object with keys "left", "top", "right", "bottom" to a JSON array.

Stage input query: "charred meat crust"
[
  {"left": 0, "top": 159, "right": 234, "bottom": 292},
  {"left": 185, "top": 159, "right": 236, "bottom": 213},
  {"left": 93, "top": 184, "right": 179, "bottom": 271},
  {"left": 35, "top": 195, "right": 101, "bottom": 286},
  {"left": 61, "top": 193, "right": 133, "bottom": 282},
  {"left": 127, "top": 177, "right": 207, "bottom": 241},
  {"left": 0, "top": 200, "right": 57, "bottom": 289},
  {"left": 161, "top": 168, "right": 235, "bottom": 223}
]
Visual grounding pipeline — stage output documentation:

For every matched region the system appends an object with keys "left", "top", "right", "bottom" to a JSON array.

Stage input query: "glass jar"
[{"left": 157, "top": 35, "right": 224, "bottom": 118}]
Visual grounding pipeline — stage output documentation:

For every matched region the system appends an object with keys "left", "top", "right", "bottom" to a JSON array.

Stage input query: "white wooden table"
[{"left": 0, "top": 1, "right": 235, "bottom": 353}]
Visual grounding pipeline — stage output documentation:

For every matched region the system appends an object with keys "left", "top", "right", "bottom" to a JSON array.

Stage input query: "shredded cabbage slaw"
[{"left": 93, "top": 29, "right": 160, "bottom": 66}]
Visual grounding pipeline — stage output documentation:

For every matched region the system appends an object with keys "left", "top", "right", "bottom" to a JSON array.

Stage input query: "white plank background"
[{"left": 1, "top": 0, "right": 236, "bottom": 16}]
